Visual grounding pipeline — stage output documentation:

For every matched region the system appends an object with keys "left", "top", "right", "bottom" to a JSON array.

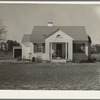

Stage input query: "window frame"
[
  {"left": 34, "top": 43, "right": 45, "bottom": 53},
  {"left": 36, "top": 43, "right": 43, "bottom": 52},
  {"left": 73, "top": 43, "right": 85, "bottom": 53}
]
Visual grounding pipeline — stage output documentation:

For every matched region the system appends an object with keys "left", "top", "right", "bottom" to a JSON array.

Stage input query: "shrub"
[
  {"left": 76, "top": 57, "right": 97, "bottom": 63},
  {"left": 75, "top": 58, "right": 80, "bottom": 63},
  {"left": 88, "top": 57, "right": 95, "bottom": 63},
  {"left": 36, "top": 56, "right": 42, "bottom": 63},
  {"left": 17, "top": 57, "right": 22, "bottom": 61},
  {"left": 32, "top": 57, "right": 35, "bottom": 62},
  {"left": 92, "top": 57, "right": 97, "bottom": 62},
  {"left": 79, "top": 60, "right": 87, "bottom": 63},
  {"left": 22, "top": 59, "right": 30, "bottom": 61},
  {"left": 91, "top": 54, "right": 100, "bottom": 61},
  {"left": 0, "top": 51, "right": 13, "bottom": 60},
  {"left": 46, "top": 60, "right": 51, "bottom": 63}
]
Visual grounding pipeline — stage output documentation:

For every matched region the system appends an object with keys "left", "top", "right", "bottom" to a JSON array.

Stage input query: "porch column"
[
  {"left": 85, "top": 42, "right": 88, "bottom": 56},
  {"left": 65, "top": 42, "right": 68, "bottom": 59},
  {"left": 49, "top": 42, "right": 52, "bottom": 60},
  {"left": 45, "top": 41, "right": 50, "bottom": 60},
  {"left": 68, "top": 41, "right": 73, "bottom": 61},
  {"left": 51, "top": 42, "right": 52, "bottom": 59}
]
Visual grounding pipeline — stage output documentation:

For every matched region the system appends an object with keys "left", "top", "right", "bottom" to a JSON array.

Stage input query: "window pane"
[
  {"left": 77, "top": 44, "right": 81, "bottom": 53},
  {"left": 37, "top": 43, "right": 43, "bottom": 52},
  {"left": 37, "top": 48, "right": 42, "bottom": 52},
  {"left": 33, "top": 43, "right": 45, "bottom": 53},
  {"left": 73, "top": 43, "right": 85, "bottom": 53}
]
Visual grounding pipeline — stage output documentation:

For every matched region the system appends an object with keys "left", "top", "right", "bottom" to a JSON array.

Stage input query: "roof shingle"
[
  {"left": 30, "top": 26, "right": 88, "bottom": 43},
  {"left": 22, "top": 34, "right": 30, "bottom": 42}
]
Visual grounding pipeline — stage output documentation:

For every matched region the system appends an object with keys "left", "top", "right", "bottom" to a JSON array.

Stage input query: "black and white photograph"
[{"left": 0, "top": 2, "right": 100, "bottom": 91}]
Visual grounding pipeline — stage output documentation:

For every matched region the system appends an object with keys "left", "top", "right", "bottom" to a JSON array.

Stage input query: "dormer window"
[{"left": 56, "top": 34, "right": 62, "bottom": 38}]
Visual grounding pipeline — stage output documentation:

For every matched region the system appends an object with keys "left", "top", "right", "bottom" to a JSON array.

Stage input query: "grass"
[{"left": 0, "top": 62, "right": 100, "bottom": 90}]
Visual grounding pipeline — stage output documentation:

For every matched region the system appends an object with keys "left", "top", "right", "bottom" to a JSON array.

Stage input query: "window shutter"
[
  {"left": 34, "top": 43, "right": 37, "bottom": 53},
  {"left": 67, "top": 42, "right": 68, "bottom": 59},
  {"left": 43, "top": 43, "right": 45, "bottom": 53},
  {"left": 73, "top": 43, "right": 77, "bottom": 53}
]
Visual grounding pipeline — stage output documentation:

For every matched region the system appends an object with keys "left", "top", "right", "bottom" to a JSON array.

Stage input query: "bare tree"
[{"left": 0, "top": 19, "right": 7, "bottom": 43}]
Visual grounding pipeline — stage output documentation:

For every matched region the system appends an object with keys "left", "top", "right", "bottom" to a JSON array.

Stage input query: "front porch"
[
  {"left": 45, "top": 29, "right": 73, "bottom": 61},
  {"left": 49, "top": 42, "right": 69, "bottom": 60},
  {"left": 51, "top": 59, "right": 71, "bottom": 63}
]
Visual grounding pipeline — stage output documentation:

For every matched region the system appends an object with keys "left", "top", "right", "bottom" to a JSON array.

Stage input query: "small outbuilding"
[{"left": 13, "top": 46, "right": 22, "bottom": 58}]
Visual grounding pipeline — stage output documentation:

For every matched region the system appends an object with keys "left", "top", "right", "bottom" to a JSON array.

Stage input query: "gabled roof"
[
  {"left": 22, "top": 34, "right": 30, "bottom": 42},
  {"left": 30, "top": 26, "right": 88, "bottom": 43},
  {"left": 88, "top": 36, "right": 92, "bottom": 43}
]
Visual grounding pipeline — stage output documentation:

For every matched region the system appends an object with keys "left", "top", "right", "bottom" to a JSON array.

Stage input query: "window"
[
  {"left": 34, "top": 43, "right": 45, "bottom": 53},
  {"left": 56, "top": 34, "right": 62, "bottom": 38},
  {"left": 37, "top": 44, "right": 43, "bottom": 52},
  {"left": 73, "top": 43, "right": 85, "bottom": 53}
]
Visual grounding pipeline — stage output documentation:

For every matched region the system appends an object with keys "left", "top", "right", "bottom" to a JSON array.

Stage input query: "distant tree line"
[
  {"left": 0, "top": 19, "right": 7, "bottom": 43},
  {"left": 6, "top": 40, "right": 20, "bottom": 52},
  {"left": 0, "top": 19, "right": 21, "bottom": 53},
  {"left": 91, "top": 44, "right": 100, "bottom": 54},
  {"left": 0, "top": 40, "right": 21, "bottom": 53}
]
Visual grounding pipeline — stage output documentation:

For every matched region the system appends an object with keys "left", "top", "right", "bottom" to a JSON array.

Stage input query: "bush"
[
  {"left": 92, "top": 57, "right": 97, "bottom": 62},
  {"left": 46, "top": 60, "right": 51, "bottom": 63},
  {"left": 79, "top": 60, "right": 87, "bottom": 63},
  {"left": 77, "top": 57, "right": 97, "bottom": 63},
  {"left": 32, "top": 57, "right": 35, "bottom": 62},
  {"left": 91, "top": 54, "right": 100, "bottom": 61},
  {"left": 0, "top": 51, "right": 13, "bottom": 60},
  {"left": 87, "top": 57, "right": 94, "bottom": 63},
  {"left": 17, "top": 57, "right": 22, "bottom": 61},
  {"left": 22, "top": 59, "right": 30, "bottom": 61},
  {"left": 88, "top": 57, "right": 97, "bottom": 63},
  {"left": 36, "top": 56, "right": 42, "bottom": 63}
]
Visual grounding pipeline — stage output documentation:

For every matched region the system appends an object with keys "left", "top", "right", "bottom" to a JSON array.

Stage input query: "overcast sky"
[{"left": 0, "top": 4, "right": 100, "bottom": 44}]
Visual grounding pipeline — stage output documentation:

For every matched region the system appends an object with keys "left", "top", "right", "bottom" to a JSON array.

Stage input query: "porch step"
[{"left": 51, "top": 59, "right": 70, "bottom": 63}]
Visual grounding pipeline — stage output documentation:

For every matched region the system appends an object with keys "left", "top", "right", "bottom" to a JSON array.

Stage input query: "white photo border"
[{"left": 0, "top": 1, "right": 100, "bottom": 99}]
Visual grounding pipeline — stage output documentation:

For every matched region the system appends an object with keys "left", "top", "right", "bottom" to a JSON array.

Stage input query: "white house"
[{"left": 22, "top": 22, "right": 92, "bottom": 62}]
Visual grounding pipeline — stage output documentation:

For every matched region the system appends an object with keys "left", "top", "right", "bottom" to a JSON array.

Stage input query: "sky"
[{"left": 0, "top": 4, "right": 100, "bottom": 44}]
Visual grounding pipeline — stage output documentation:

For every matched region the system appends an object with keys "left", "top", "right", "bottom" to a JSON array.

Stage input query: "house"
[{"left": 21, "top": 22, "right": 92, "bottom": 62}]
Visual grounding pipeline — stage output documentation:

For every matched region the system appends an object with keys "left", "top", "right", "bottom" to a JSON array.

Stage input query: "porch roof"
[{"left": 30, "top": 26, "right": 89, "bottom": 43}]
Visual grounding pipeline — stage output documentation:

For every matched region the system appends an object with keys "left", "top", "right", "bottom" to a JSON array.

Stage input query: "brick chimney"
[{"left": 48, "top": 22, "right": 53, "bottom": 27}]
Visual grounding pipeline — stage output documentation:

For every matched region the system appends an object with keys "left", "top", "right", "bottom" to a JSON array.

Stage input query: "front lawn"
[{"left": 0, "top": 62, "right": 100, "bottom": 90}]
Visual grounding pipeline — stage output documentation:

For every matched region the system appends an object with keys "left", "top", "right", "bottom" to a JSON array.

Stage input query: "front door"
[{"left": 56, "top": 44, "right": 62, "bottom": 58}]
